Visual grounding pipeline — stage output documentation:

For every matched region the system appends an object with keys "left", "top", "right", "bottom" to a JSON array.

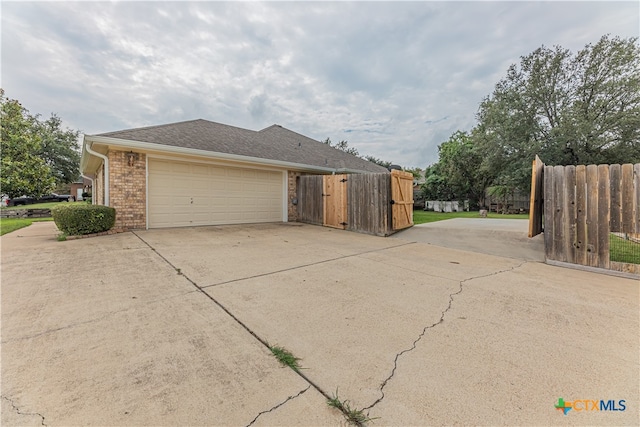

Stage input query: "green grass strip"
[{"left": 0, "top": 218, "right": 53, "bottom": 236}]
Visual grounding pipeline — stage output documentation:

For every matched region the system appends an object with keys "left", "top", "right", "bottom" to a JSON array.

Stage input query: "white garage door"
[{"left": 148, "top": 158, "right": 284, "bottom": 228}]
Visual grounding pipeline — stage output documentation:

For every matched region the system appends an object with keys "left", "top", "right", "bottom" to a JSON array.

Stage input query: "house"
[
  {"left": 80, "top": 119, "right": 388, "bottom": 229},
  {"left": 69, "top": 177, "right": 93, "bottom": 201}
]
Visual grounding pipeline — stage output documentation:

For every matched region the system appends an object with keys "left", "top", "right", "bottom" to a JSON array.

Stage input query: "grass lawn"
[
  {"left": 1, "top": 201, "right": 83, "bottom": 210},
  {"left": 0, "top": 217, "right": 53, "bottom": 236},
  {"left": 413, "top": 210, "right": 529, "bottom": 225},
  {"left": 610, "top": 234, "right": 640, "bottom": 264}
]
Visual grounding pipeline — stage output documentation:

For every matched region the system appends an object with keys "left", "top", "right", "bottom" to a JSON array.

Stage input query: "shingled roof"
[{"left": 95, "top": 119, "right": 388, "bottom": 173}]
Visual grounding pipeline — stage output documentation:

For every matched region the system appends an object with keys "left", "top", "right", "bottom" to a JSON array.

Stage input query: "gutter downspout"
[
  {"left": 81, "top": 174, "right": 95, "bottom": 205},
  {"left": 84, "top": 142, "right": 109, "bottom": 206}
]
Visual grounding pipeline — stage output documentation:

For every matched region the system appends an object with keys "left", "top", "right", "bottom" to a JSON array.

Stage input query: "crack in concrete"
[
  {"left": 362, "top": 261, "right": 527, "bottom": 412},
  {"left": 2, "top": 396, "right": 47, "bottom": 426},
  {"left": 245, "top": 386, "right": 310, "bottom": 427}
]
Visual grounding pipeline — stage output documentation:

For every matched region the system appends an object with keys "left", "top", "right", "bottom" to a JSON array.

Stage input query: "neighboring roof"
[{"left": 89, "top": 119, "right": 388, "bottom": 174}]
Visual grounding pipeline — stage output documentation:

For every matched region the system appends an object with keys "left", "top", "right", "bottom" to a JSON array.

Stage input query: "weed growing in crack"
[
  {"left": 327, "top": 389, "right": 377, "bottom": 426},
  {"left": 175, "top": 268, "right": 182, "bottom": 275},
  {"left": 269, "top": 345, "right": 302, "bottom": 372}
]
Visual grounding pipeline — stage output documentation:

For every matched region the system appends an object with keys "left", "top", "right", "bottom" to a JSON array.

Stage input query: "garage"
[
  {"left": 148, "top": 158, "right": 285, "bottom": 228},
  {"left": 80, "top": 119, "right": 388, "bottom": 230}
]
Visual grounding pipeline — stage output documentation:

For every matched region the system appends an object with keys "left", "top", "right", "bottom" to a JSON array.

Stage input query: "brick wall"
[
  {"left": 109, "top": 150, "right": 146, "bottom": 229},
  {"left": 287, "top": 171, "right": 304, "bottom": 222}
]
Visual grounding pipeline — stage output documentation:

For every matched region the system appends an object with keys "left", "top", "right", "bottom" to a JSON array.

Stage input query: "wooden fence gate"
[
  {"left": 537, "top": 159, "right": 640, "bottom": 276},
  {"left": 297, "top": 170, "right": 414, "bottom": 236},
  {"left": 391, "top": 169, "right": 414, "bottom": 230},
  {"left": 323, "top": 174, "right": 348, "bottom": 229}
]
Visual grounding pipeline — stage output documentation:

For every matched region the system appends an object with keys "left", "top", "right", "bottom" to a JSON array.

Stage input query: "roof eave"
[{"left": 83, "top": 135, "right": 342, "bottom": 174}]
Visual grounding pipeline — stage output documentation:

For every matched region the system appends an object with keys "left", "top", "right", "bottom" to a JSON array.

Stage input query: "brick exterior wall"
[
  {"left": 287, "top": 171, "right": 303, "bottom": 222},
  {"left": 108, "top": 150, "right": 146, "bottom": 229}
]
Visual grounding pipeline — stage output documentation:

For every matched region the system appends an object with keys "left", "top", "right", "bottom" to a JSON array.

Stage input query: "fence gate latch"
[
  {"left": 390, "top": 200, "right": 395, "bottom": 205},
  {"left": 340, "top": 178, "right": 348, "bottom": 183},
  {"left": 340, "top": 222, "right": 348, "bottom": 226}
]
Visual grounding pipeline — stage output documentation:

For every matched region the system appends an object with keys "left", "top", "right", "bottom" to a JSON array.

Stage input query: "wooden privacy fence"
[
  {"left": 296, "top": 170, "right": 414, "bottom": 236},
  {"left": 542, "top": 160, "right": 640, "bottom": 275}
]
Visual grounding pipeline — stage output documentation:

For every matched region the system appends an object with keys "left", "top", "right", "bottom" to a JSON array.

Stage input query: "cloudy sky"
[{"left": 2, "top": 1, "right": 638, "bottom": 167}]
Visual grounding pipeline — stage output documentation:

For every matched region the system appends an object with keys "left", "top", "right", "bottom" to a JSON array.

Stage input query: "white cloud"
[{"left": 2, "top": 1, "right": 638, "bottom": 167}]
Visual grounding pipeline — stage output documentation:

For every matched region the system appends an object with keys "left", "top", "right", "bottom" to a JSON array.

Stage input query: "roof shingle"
[{"left": 96, "top": 119, "right": 388, "bottom": 173}]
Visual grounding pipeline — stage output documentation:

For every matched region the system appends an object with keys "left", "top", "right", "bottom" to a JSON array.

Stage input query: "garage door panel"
[{"left": 148, "top": 159, "right": 283, "bottom": 228}]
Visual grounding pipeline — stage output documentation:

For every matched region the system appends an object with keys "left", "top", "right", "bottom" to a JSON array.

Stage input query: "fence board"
[
  {"left": 543, "top": 160, "right": 639, "bottom": 276},
  {"left": 544, "top": 165, "right": 554, "bottom": 260},
  {"left": 564, "top": 165, "right": 577, "bottom": 264},
  {"left": 528, "top": 155, "right": 545, "bottom": 237},
  {"left": 621, "top": 164, "right": 634, "bottom": 234},
  {"left": 347, "top": 173, "right": 391, "bottom": 236},
  {"left": 585, "top": 165, "right": 599, "bottom": 267},
  {"left": 552, "top": 166, "right": 566, "bottom": 262},
  {"left": 575, "top": 165, "right": 587, "bottom": 266},
  {"left": 609, "top": 164, "right": 622, "bottom": 232},
  {"left": 597, "top": 165, "right": 610, "bottom": 269},
  {"left": 298, "top": 172, "right": 399, "bottom": 236},
  {"left": 297, "top": 175, "right": 323, "bottom": 225}
]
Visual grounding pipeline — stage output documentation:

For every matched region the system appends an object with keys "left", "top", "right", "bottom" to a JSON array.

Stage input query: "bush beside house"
[{"left": 52, "top": 204, "right": 116, "bottom": 235}]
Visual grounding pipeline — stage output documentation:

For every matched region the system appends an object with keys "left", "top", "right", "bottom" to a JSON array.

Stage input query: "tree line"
[
  {"left": 1, "top": 89, "right": 81, "bottom": 198},
  {"left": 422, "top": 35, "right": 640, "bottom": 208}
]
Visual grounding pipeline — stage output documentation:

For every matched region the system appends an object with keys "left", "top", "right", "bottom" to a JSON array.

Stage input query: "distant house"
[
  {"left": 80, "top": 119, "right": 387, "bottom": 229},
  {"left": 69, "top": 177, "right": 93, "bottom": 201}
]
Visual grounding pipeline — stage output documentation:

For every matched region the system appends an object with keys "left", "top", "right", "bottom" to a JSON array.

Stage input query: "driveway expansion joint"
[
  {"left": 245, "top": 386, "right": 310, "bottom": 427},
  {"left": 132, "top": 232, "right": 335, "bottom": 406},
  {"left": 201, "top": 241, "right": 416, "bottom": 289},
  {"left": 2, "top": 396, "right": 47, "bottom": 426},
  {"left": 362, "top": 261, "right": 528, "bottom": 412}
]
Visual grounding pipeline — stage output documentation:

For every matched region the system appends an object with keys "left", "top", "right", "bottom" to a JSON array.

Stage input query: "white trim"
[
  {"left": 282, "top": 171, "right": 288, "bottom": 222},
  {"left": 85, "top": 134, "right": 376, "bottom": 174},
  {"left": 146, "top": 152, "right": 285, "bottom": 172},
  {"left": 85, "top": 142, "right": 109, "bottom": 206}
]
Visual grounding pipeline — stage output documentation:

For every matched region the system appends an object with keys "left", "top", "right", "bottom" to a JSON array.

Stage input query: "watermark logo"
[
  {"left": 555, "top": 398, "right": 626, "bottom": 415},
  {"left": 555, "top": 398, "right": 572, "bottom": 415}
]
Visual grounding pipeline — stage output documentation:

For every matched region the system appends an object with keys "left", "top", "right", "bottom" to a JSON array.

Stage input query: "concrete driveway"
[{"left": 2, "top": 221, "right": 638, "bottom": 426}]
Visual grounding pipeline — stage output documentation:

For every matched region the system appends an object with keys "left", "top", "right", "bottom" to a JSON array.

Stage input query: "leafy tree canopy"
[
  {"left": 476, "top": 34, "right": 640, "bottom": 191},
  {"left": 425, "top": 35, "right": 640, "bottom": 202},
  {"left": 0, "top": 89, "right": 80, "bottom": 198},
  {"left": 37, "top": 114, "right": 81, "bottom": 185}
]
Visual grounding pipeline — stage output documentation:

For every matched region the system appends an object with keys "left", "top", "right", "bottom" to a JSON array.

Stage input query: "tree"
[
  {"left": 403, "top": 167, "right": 423, "bottom": 179},
  {"left": 37, "top": 114, "right": 81, "bottom": 184},
  {"left": 0, "top": 90, "right": 55, "bottom": 198},
  {"left": 421, "top": 163, "right": 455, "bottom": 201},
  {"left": 476, "top": 35, "right": 640, "bottom": 192},
  {"left": 322, "top": 137, "right": 360, "bottom": 156},
  {"left": 428, "top": 131, "right": 495, "bottom": 207},
  {"left": 363, "top": 155, "right": 392, "bottom": 169}
]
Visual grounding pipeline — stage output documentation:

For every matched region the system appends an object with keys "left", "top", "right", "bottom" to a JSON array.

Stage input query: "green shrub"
[{"left": 51, "top": 204, "right": 116, "bottom": 235}]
